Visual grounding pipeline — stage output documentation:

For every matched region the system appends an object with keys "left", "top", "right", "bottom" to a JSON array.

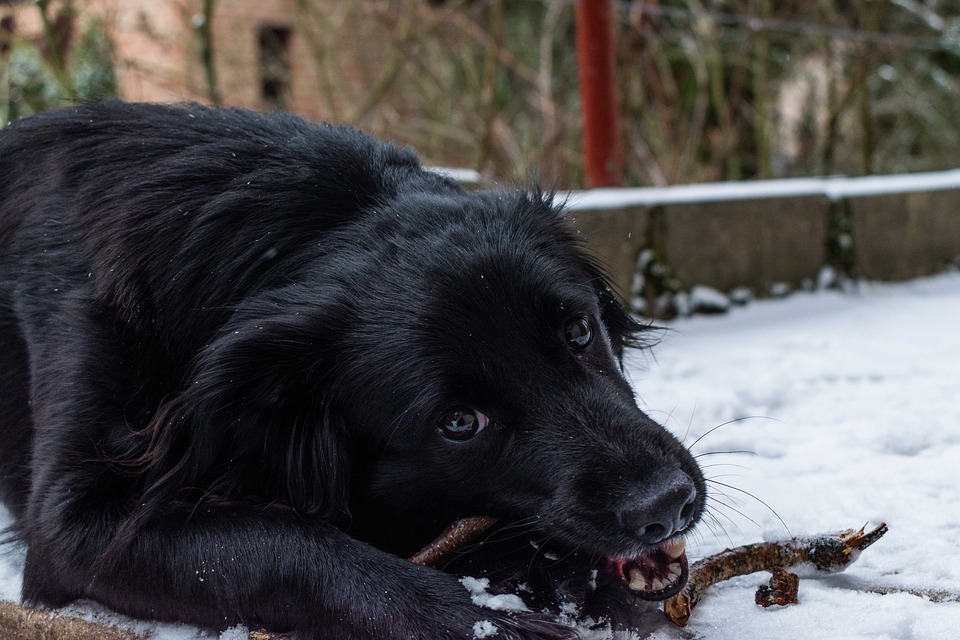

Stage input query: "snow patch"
[
  {"left": 689, "top": 285, "right": 731, "bottom": 313},
  {"left": 460, "top": 576, "right": 529, "bottom": 613},
  {"left": 219, "top": 625, "right": 251, "bottom": 640},
  {"left": 472, "top": 619, "right": 498, "bottom": 638}
]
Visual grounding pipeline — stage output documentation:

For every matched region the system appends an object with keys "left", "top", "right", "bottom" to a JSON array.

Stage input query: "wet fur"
[{"left": 0, "top": 102, "right": 704, "bottom": 639}]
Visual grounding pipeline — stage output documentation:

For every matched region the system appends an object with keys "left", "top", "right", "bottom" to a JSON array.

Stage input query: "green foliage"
[
  {"left": 72, "top": 20, "right": 118, "bottom": 99},
  {"left": 6, "top": 47, "right": 60, "bottom": 120},
  {"left": 618, "top": 0, "right": 960, "bottom": 183},
  {"left": 2, "top": 16, "right": 117, "bottom": 125}
]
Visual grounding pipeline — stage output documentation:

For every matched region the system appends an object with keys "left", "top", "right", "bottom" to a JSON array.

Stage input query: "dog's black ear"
[
  {"left": 106, "top": 301, "right": 349, "bottom": 558},
  {"left": 585, "top": 262, "right": 657, "bottom": 364}
]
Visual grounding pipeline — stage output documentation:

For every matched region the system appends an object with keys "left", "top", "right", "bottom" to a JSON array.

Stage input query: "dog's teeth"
[
  {"left": 660, "top": 538, "right": 686, "bottom": 559},
  {"left": 650, "top": 577, "right": 667, "bottom": 591},
  {"left": 628, "top": 567, "right": 648, "bottom": 591},
  {"left": 668, "top": 563, "right": 683, "bottom": 578}
]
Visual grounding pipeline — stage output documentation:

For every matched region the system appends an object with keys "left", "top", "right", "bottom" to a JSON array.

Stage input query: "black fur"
[{"left": 0, "top": 102, "right": 704, "bottom": 639}]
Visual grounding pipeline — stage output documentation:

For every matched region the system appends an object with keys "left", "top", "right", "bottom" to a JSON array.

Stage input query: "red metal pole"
[{"left": 575, "top": 0, "right": 623, "bottom": 188}]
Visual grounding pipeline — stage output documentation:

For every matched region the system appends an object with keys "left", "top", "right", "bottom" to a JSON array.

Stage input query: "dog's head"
[
  {"left": 133, "top": 186, "right": 705, "bottom": 602},
  {"left": 328, "top": 188, "right": 706, "bottom": 601}
]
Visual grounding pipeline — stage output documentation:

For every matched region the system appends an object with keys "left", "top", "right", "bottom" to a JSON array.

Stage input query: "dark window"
[
  {"left": 259, "top": 25, "right": 292, "bottom": 109},
  {"left": 0, "top": 15, "right": 14, "bottom": 56}
]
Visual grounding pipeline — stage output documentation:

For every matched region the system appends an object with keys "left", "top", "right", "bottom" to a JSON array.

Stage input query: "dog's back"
[
  {"left": 0, "top": 102, "right": 455, "bottom": 518},
  {"left": 0, "top": 102, "right": 448, "bottom": 332}
]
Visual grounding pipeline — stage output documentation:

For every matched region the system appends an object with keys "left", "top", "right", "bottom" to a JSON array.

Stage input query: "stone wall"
[
  {"left": 850, "top": 189, "right": 960, "bottom": 281},
  {"left": 567, "top": 171, "right": 960, "bottom": 303}
]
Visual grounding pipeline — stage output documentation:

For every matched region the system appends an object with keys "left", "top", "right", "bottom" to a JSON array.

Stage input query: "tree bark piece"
[
  {"left": 664, "top": 522, "right": 888, "bottom": 627},
  {"left": 755, "top": 567, "right": 800, "bottom": 607},
  {"left": 409, "top": 515, "right": 499, "bottom": 568}
]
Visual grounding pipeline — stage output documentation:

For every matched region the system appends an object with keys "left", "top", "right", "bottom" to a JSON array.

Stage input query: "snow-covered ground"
[
  {"left": 632, "top": 270, "right": 960, "bottom": 640},
  {"left": 2, "top": 271, "right": 959, "bottom": 639}
]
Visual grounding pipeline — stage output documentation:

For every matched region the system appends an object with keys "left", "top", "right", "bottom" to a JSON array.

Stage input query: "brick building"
[{"left": 1, "top": 0, "right": 399, "bottom": 123}]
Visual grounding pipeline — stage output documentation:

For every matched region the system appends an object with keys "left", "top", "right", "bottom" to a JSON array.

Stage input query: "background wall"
[{"left": 567, "top": 171, "right": 960, "bottom": 315}]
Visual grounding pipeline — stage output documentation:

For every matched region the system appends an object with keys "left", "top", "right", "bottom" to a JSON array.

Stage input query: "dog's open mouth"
[
  {"left": 410, "top": 517, "right": 690, "bottom": 602},
  {"left": 611, "top": 538, "right": 688, "bottom": 601}
]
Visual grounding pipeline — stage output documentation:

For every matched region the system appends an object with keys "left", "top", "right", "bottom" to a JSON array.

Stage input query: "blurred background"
[
  {"left": 2, "top": 0, "right": 959, "bottom": 317},
  {"left": 3, "top": 7, "right": 960, "bottom": 640},
  {"left": 3, "top": 0, "right": 960, "bottom": 187}
]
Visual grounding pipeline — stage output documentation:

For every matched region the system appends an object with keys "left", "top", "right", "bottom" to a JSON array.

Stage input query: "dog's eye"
[
  {"left": 564, "top": 316, "right": 594, "bottom": 350},
  {"left": 440, "top": 408, "right": 490, "bottom": 441}
]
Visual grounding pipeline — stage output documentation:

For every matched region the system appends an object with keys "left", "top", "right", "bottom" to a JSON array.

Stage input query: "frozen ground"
[
  {"left": 631, "top": 270, "right": 960, "bottom": 640},
  {"left": 2, "top": 271, "right": 959, "bottom": 639}
]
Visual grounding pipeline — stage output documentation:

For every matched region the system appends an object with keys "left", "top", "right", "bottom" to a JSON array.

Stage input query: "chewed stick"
[
  {"left": 409, "top": 515, "right": 499, "bottom": 567},
  {"left": 664, "top": 522, "right": 888, "bottom": 627}
]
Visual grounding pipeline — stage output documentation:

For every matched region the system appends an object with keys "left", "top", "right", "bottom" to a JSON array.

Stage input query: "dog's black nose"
[{"left": 618, "top": 469, "right": 698, "bottom": 545}]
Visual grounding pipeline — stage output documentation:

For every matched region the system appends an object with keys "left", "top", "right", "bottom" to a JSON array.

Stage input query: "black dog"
[{"left": 0, "top": 102, "right": 704, "bottom": 639}]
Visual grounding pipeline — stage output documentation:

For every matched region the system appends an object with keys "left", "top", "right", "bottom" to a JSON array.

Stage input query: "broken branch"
[
  {"left": 409, "top": 516, "right": 499, "bottom": 568},
  {"left": 664, "top": 522, "right": 888, "bottom": 627},
  {"left": 754, "top": 567, "right": 799, "bottom": 607}
]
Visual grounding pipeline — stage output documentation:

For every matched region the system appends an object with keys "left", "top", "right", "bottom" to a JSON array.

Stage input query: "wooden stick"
[
  {"left": 409, "top": 516, "right": 499, "bottom": 568},
  {"left": 664, "top": 522, "right": 888, "bottom": 627}
]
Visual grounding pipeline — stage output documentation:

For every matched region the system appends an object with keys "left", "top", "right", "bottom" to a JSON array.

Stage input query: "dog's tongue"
[{"left": 618, "top": 538, "right": 688, "bottom": 601}]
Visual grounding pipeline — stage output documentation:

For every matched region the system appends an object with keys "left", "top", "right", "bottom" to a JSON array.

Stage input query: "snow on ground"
[
  {"left": 631, "top": 270, "right": 960, "bottom": 640},
  {"left": 1, "top": 271, "right": 959, "bottom": 639}
]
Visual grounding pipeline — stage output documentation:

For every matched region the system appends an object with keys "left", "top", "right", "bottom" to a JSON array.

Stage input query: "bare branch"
[{"left": 665, "top": 523, "right": 889, "bottom": 627}]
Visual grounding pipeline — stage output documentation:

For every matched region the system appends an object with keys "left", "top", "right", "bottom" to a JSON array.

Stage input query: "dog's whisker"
[
  {"left": 545, "top": 543, "right": 583, "bottom": 566},
  {"left": 378, "top": 385, "right": 437, "bottom": 451},
  {"left": 489, "top": 527, "right": 539, "bottom": 543},
  {"left": 526, "top": 533, "right": 561, "bottom": 574},
  {"left": 699, "top": 510, "right": 735, "bottom": 547},
  {"left": 495, "top": 515, "right": 541, "bottom": 530},
  {"left": 688, "top": 515, "right": 715, "bottom": 548},
  {"left": 450, "top": 516, "right": 543, "bottom": 558},
  {"left": 703, "top": 503, "right": 748, "bottom": 539},
  {"left": 686, "top": 415, "right": 783, "bottom": 451},
  {"left": 704, "top": 472, "right": 747, "bottom": 482},
  {"left": 707, "top": 479, "right": 791, "bottom": 536},
  {"left": 490, "top": 515, "right": 541, "bottom": 533},
  {"left": 694, "top": 449, "right": 760, "bottom": 459},
  {"left": 704, "top": 486, "right": 745, "bottom": 510},
  {"left": 680, "top": 400, "right": 697, "bottom": 444},
  {"left": 660, "top": 402, "right": 682, "bottom": 433},
  {"left": 706, "top": 496, "right": 761, "bottom": 531},
  {"left": 699, "top": 463, "right": 751, "bottom": 472}
]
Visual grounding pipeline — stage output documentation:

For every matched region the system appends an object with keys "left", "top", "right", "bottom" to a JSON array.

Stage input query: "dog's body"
[{"left": 0, "top": 103, "right": 704, "bottom": 639}]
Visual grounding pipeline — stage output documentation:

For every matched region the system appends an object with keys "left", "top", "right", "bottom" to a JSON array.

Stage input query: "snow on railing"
[
  {"left": 563, "top": 168, "right": 960, "bottom": 210},
  {"left": 426, "top": 166, "right": 483, "bottom": 186}
]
